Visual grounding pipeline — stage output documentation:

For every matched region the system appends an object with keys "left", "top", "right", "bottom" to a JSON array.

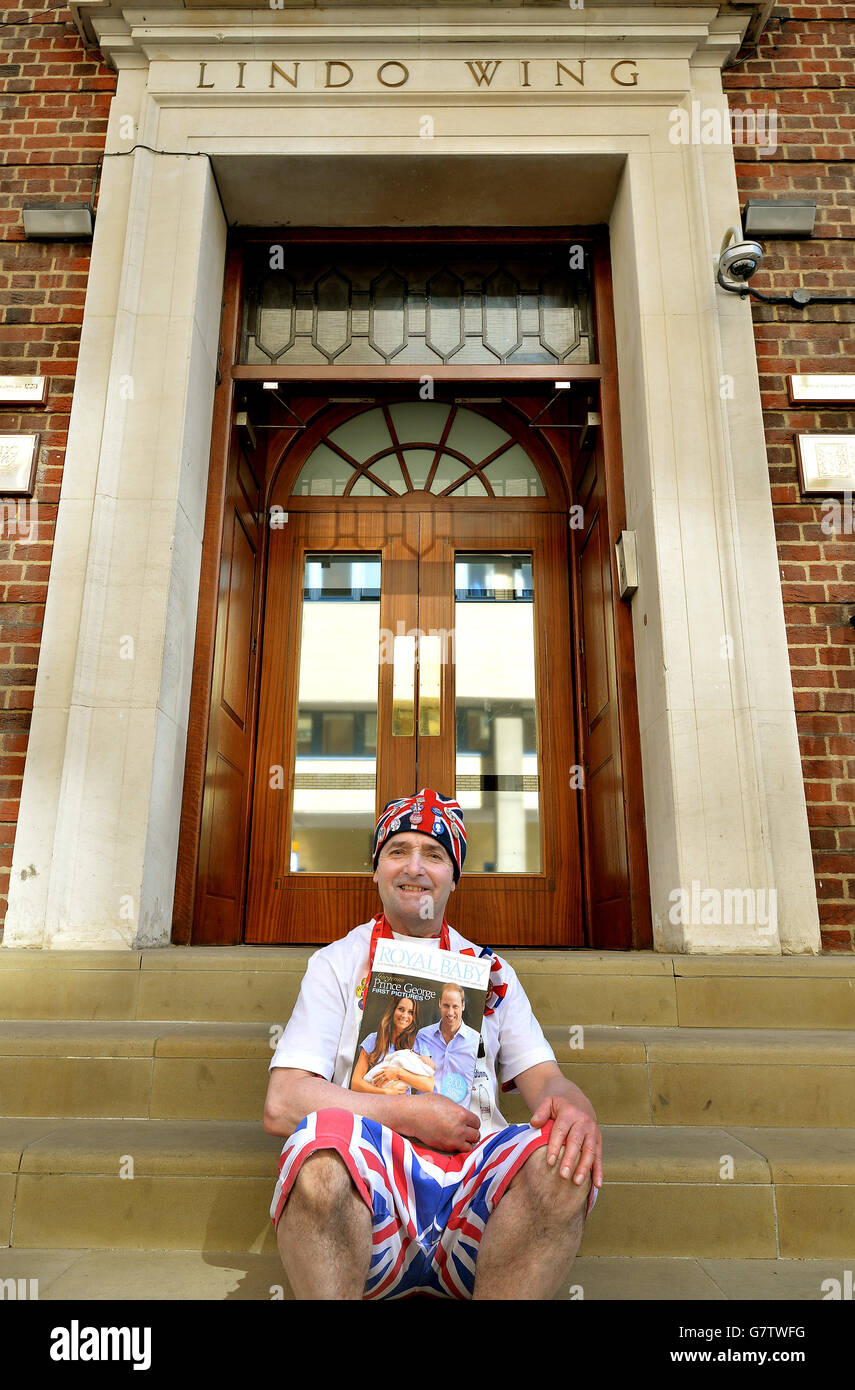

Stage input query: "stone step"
[
  {"left": 1, "top": 1118, "right": 852, "bottom": 1259},
  {"left": 1, "top": 947, "right": 853, "bottom": 1027},
  {"left": 0, "top": 1249, "right": 850, "bottom": 1302},
  {"left": 2, "top": 1020, "right": 855, "bottom": 1128}
]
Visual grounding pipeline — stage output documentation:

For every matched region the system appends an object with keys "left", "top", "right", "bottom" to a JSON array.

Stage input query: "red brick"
[
  {"left": 821, "top": 930, "right": 855, "bottom": 950},
  {"left": 792, "top": 669, "right": 834, "bottom": 688},
  {"left": 819, "top": 904, "right": 855, "bottom": 925},
  {"left": 805, "top": 781, "right": 835, "bottom": 801},
  {"left": 809, "top": 804, "right": 854, "bottom": 826},
  {"left": 824, "top": 692, "right": 855, "bottom": 712},
  {"left": 800, "top": 736, "right": 831, "bottom": 757},
  {"left": 803, "top": 760, "right": 844, "bottom": 778}
]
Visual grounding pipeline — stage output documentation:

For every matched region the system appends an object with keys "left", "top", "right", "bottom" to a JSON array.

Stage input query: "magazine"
[{"left": 350, "top": 937, "right": 492, "bottom": 1105}]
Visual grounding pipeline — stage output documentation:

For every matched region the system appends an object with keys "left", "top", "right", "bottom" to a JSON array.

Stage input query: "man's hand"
[
  {"left": 398, "top": 1093, "right": 481, "bottom": 1153},
  {"left": 529, "top": 1093, "right": 603, "bottom": 1190}
]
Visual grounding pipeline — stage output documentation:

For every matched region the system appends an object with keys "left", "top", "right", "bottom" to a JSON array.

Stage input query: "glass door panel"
[
  {"left": 290, "top": 553, "right": 381, "bottom": 872},
  {"left": 415, "top": 510, "right": 581, "bottom": 945},
  {"left": 245, "top": 509, "right": 419, "bottom": 943},
  {"left": 246, "top": 464, "right": 582, "bottom": 945},
  {"left": 454, "top": 553, "right": 541, "bottom": 873}
]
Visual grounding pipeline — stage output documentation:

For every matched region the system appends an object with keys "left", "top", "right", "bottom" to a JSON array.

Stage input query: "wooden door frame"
[
  {"left": 591, "top": 248, "right": 652, "bottom": 947},
  {"left": 173, "top": 229, "right": 651, "bottom": 948}
]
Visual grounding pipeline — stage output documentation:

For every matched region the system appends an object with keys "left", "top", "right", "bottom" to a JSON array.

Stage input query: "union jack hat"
[{"left": 372, "top": 788, "right": 467, "bottom": 882}]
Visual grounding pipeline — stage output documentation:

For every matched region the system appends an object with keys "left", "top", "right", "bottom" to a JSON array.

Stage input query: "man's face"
[
  {"left": 439, "top": 987, "right": 464, "bottom": 1037},
  {"left": 372, "top": 832, "right": 456, "bottom": 935}
]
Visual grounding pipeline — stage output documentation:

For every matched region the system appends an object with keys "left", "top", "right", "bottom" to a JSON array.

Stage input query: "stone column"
[
  {"left": 3, "top": 109, "right": 226, "bottom": 948},
  {"left": 609, "top": 70, "right": 821, "bottom": 953}
]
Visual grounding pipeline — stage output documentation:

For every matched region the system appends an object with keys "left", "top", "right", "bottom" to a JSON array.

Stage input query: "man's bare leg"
[
  {"left": 276, "top": 1151, "right": 372, "bottom": 1300},
  {"left": 472, "top": 1147, "right": 592, "bottom": 1300}
]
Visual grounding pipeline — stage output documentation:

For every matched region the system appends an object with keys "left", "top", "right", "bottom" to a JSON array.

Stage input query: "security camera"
[
  {"left": 720, "top": 240, "right": 763, "bottom": 281},
  {"left": 717, "top": 227, "right": 764, "bottom": 293}
]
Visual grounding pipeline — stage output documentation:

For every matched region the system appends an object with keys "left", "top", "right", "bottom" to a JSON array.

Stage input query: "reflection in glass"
[
  {"left": 482, "top": 446, "right": 545, "bottom": 497},
  {"left": 454, "top": 553, "right": 540, "bottom": 872},
  {"left": 392, "top": 634, "right": 415, "bottom": 738},
  {"left": 290, "top": 554, "right": 381, "bottom": 871}
]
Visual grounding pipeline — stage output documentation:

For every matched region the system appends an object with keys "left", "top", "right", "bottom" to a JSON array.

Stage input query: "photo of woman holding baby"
[{"left": 350, "top": 994, "right": 437, "bottom": 1095}]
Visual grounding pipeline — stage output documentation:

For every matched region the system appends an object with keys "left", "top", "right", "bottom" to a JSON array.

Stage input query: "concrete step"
[
  {"left": 1, "top": 947, "right": 853, "bottom": 1027},
  {"left": 2, "top": 1118, "right": 853, "bottom": 1259},
  {"left": 0, "top": 1249, "right": 851, "bottom": 1301},
  {"left": 2, "top": 1021, "right": 855, "bottom": 1128}
]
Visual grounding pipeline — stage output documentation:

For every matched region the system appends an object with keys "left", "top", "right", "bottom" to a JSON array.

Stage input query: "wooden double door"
[
  {"left": 181, "top": 392, "right": 649, "bottom": 949},
  {"left": 245, "top": 505, "right": 580, "bottom": 945}
]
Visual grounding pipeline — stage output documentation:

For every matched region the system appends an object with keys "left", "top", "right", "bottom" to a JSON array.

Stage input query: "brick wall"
[
  {"left": 0, "top": 4, "right": 116, "bottom": 928},
  {"left": 723, "top": 3, "right": 855, "bottom": 951}
]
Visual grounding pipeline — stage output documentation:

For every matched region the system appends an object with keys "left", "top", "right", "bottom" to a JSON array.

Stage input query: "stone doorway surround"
[{"left": 2, "top": 2, "right": 820, "bottom": 955}]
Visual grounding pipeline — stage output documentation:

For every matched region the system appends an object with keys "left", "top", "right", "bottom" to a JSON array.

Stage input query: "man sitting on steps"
[{"left": 263, "top": 787, "right": 602, "bottom": 1300}]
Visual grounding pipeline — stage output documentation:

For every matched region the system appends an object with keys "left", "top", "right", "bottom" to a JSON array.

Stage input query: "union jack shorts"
[{"left": 270, "top": 1108, "right": 599, "bottom": 1300}]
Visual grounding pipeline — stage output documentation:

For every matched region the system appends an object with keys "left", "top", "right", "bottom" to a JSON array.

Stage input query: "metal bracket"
[
  {"left": 529, "top": 384, "right": 600, "bottom": 434},
  {"left": 258, "top": 386, "right": 307, "bottom": 428},
  {"left": 578, "top": 411, "right": 601, "bottom": 454},
  {"left": 528, "top": 383, "right": 574, "bottom": 429}
]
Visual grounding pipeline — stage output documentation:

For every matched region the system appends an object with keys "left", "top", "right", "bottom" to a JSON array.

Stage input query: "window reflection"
[
  {"left": 454, "top": 554, "right": 541, "bottom": 873},
  {"left": 290, "top": 554, "right": 381, "bottom": 872}
]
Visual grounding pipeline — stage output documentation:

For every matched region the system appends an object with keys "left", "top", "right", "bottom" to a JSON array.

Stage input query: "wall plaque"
[
  {"left": 789, "top": 375, "right": 855, "bottom": 405},
  {"left": 0, "top": 376, "right": 47, "bottom": 405},
  {"left": 0, "top": 434, "right": 39, "bottom": 496},
  {"left": 796, "top": 434, "right": 855, "bottom": 495}
]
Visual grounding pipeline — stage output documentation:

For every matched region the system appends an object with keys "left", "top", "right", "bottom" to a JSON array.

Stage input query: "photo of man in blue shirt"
[{"left": 415, "top": 983, "right": 480, "bottom": 1104}]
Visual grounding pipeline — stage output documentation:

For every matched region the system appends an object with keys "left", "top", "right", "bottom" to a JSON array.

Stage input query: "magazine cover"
[{"left": 350, "top": 937, "right": 492, "bottom": 1104}]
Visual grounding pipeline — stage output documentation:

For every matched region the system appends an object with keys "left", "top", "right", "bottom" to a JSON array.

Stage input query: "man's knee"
[
  {"left": 287, "top": 1150, "right": 360, "bottom": 1220},
  {"left": 508, "top": 1145, "right": 592, "bottom": 1215}
]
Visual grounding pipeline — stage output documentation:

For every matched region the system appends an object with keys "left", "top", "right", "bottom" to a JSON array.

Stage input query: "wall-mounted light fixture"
[
  {"left": 742, "top": 199, "right": 816, "bottom": 239},
  {"left": 22, "top": 203, "right": 94, "bottom": 240}
]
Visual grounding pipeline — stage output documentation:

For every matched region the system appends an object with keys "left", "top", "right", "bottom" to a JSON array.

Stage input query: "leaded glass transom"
[
  {"left": 291, "top": 404, "right": 546, "bottom": 499},
  {"left": 241, "top": 247, "right": 594, "bottom": 366}
]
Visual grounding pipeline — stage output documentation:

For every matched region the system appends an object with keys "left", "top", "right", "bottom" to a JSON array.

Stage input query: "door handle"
[
  {"left": 392, "top": 634, "right": 415, "bottom": 737},
  {"left": 418, "top": 635, "right": 441, "bottom": 737}
]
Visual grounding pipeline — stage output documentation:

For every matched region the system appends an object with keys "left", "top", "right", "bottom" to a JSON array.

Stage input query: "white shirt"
[
  {"left": 269, "top": 919, "right": 556, "bottom": 1138},
  {"left": 414, "top": 1018, "right": 480, "bottom": 1099}
]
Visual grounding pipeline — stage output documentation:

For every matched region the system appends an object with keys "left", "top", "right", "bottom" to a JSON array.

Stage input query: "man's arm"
[
  {"left": 514, "top": 1059, "right": 603, "bottom": 1190},
  {"left": 263, "top": 1066, "right": 480, "bottom": 1152}
]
